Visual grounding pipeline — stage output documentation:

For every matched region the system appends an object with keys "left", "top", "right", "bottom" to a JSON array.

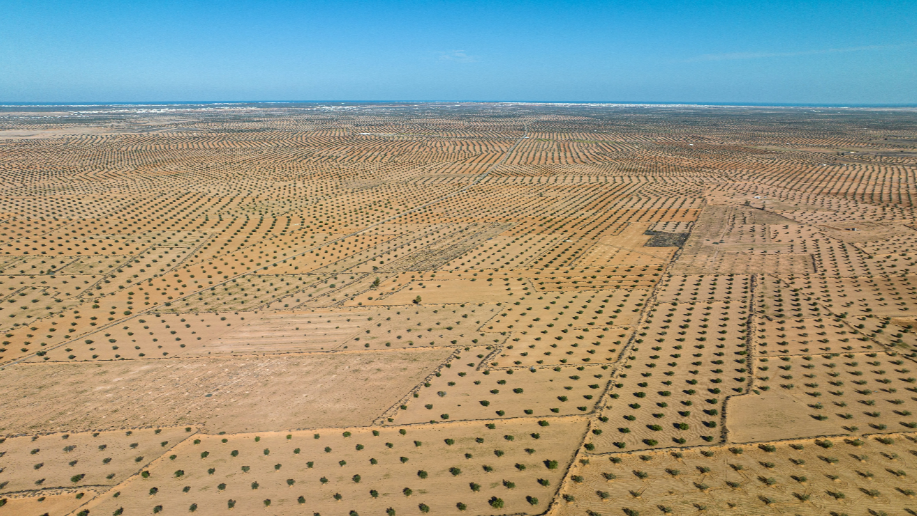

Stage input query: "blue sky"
[{"left": 1, "top": 0, "right": 915, "bottom": 103}]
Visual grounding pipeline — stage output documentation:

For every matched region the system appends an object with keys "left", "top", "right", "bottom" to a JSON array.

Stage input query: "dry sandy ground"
[
  {"left": 0, "top": 350, "right": 450, "bottom": 435},
  {"left": 0, "top": 127, "right": 117, "bottom": 139},
  {"left": 2, "top": 105, "right": 917, "bottom": 516}
]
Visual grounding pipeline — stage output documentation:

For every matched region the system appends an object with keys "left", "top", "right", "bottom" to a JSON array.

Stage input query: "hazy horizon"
[
  {"left": 2, "top": 101, "right": 916, "bottom": 108},
  {"left": 2, "top": 1, "right": 915, "bottom": 104}
]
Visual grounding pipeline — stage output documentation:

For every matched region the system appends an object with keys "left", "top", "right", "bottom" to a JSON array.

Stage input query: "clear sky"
[{"left": 1, "top": 0, "right": 915, "bottom": 104}]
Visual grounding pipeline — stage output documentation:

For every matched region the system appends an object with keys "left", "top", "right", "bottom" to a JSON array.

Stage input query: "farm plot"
[
  {"left": 389, "top": 347, "right": 610, "bottom": 424},
  {"left": 589, "top": 300, "right": 753, "bottom": 453},
  {"left": 0, "top": 427, "right": 194, "bottom": 495},
  {"left": 82, "top": 418, "right": 588, "bottom": 517},
  {"left": 0, "top": 489, "right": 101, "bottom": 517},
  {"left": 156, "top": 275, "right": 319, "bottom": 313},
  {"left": 552, "top": 434, "right": 917, "bottom": 516},
  {"left": 746, "top": 352, "right": 917, "bottom": 438},
  {"left": 187, "top": 311, "right": 371, "bottom": 355},
  {"left": 0, "top": 350, "right": 451, "bottom": 435}
]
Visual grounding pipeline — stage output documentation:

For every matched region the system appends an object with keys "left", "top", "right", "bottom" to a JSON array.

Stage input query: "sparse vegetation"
[{"left": 2, "top": 105, "right": 915, "bottom": 517}]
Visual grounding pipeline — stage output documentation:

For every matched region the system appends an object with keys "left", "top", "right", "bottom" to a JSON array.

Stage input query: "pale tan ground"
[
  {"left": 0, "top": 350, "right": 450, "bottom": 435},
  {"left": 2, "top": 106, "right": 917, "bottom": 516}
]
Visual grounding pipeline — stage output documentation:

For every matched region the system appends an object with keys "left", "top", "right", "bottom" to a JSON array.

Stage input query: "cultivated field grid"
[{"left": 0, "top": 102, "right": 916, "bottom": 516}]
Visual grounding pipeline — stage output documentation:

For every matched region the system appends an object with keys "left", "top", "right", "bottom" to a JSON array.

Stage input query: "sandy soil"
[
  {"left": 2, "top": 105, "right": 917, "bottom": 515},
  {"left": 0, "top": 350, "right": 450, "bottom": 435}
]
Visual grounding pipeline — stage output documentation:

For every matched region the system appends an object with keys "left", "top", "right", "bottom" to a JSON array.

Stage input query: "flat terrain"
[{"left": 1, "top": 102, "right": 916, "bottom": 516}]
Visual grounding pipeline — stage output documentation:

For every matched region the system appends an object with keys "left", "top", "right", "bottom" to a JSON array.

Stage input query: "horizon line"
[{"left": 2, "top": 100, "right": 916, "bottom": 109}]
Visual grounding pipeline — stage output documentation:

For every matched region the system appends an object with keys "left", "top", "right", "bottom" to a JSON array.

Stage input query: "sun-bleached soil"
[{"left": 2, "top": 103, "right": 917, "bottom": 516}]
